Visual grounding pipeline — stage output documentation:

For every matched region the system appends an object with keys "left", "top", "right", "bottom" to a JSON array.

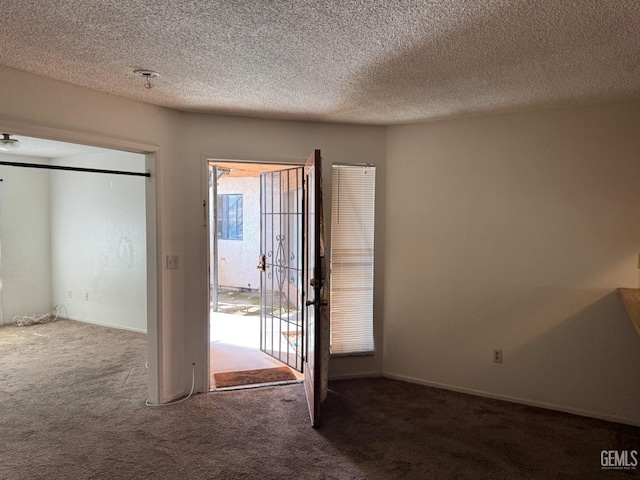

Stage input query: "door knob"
[
  {"left": 257, "top": 254, "right": 266, "bottom": 271},
  {"left": 306, "top": 299, "right": 328, "bottom": 307}
]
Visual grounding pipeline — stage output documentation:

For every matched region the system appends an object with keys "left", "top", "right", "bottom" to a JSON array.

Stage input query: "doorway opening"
[
  {"left": 208, "top": 160, "right": 305, "bottom": 390},
  {"left": 0, "top": 131, "right": 158, "bottom": 397}
]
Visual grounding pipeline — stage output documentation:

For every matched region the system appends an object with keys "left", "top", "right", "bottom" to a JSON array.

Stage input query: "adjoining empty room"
[{"left": 0, "top": 134, "right": 150, "bottom": 366}]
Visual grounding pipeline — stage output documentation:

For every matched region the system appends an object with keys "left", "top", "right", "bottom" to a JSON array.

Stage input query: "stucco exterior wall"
[{"left": 216, "top": 176, "right": 260, "bottom": 290}]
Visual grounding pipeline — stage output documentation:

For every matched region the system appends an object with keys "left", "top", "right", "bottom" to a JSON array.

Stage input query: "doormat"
[{"left": 214, "top": 366, "right": 297, "bottom": 388}]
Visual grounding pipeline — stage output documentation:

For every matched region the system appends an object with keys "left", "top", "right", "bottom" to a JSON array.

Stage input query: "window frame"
[{"left": 217, "top": 193, "right": 243, "bottom": 241}]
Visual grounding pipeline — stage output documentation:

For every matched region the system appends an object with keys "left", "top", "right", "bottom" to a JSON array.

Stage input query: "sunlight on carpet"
[{"left": 214, "top": 366, "right": 297, "bottom": 388}]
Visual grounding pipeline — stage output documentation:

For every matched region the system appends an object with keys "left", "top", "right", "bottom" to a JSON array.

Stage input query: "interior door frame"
[
  {"left": 203, "top": 156, "right": 306, "bottom": 391},
  {"left": 208, "top": 164, "right": 219, "bottom": 313},
  {"left": 0, "top": 118, "right": 162, "bottom": 403}
]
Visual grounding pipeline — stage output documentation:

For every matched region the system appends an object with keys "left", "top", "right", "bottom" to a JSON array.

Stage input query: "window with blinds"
[{"left": 330, "top": 164, "right": 375, "bottom": 355}]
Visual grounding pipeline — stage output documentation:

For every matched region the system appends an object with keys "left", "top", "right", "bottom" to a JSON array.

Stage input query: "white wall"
[
  {"left": 216, "top": 176, "right": 260, "bottom": 290},
  {"left": 0, "top": 155, "right": 52, "bottom": 322},
  {"left": 385, "top": 102, "right": 640, "bottom": 425},
  {"left": 50, "top": 151, "right": 147, "bottom": 332}
]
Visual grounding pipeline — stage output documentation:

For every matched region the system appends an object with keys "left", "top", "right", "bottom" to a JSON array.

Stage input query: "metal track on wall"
[{"left": 0, "top": 160, "right": 150, "bottom": 177}]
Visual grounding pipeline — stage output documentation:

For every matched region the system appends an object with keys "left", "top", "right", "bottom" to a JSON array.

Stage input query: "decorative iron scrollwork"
[{"left": 275, "top": 234, "right": 286, "bottom": 293}]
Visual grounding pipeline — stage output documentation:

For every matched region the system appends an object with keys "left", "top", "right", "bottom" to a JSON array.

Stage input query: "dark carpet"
[{"left": 0, "top": 319, "right": 638, "bottom": 479}]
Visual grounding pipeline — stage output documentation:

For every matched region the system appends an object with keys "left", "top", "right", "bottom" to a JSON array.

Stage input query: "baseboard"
[
  {"left": 328, "top": 371, "right": 382, "bottom": 381},
  {"left": 61, "top": 315, "right": 146, "bottom": 334},
  {"left": 383, "top": 372, "right": 640, "bottom": 427}
]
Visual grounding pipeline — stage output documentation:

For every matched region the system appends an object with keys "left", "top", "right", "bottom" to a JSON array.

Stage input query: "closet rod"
[{"left": 0, "top": 160, "right": 151, "bottom": 177}]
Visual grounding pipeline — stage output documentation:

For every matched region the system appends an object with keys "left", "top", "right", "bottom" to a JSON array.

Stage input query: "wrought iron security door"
[{"left": 259, "top": 167, "right": 305, "bottom": 372}]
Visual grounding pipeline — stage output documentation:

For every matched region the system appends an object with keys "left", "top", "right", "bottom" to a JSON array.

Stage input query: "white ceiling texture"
[
  {"left": 0, "top": 136, "right": 112, "bottom": 158},
  {"left": 0, "top": 0, "right": 639, "bottom": 125}
]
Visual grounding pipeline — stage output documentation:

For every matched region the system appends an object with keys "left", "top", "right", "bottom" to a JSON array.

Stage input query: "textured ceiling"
[
  {"left": 0, "top": 135, "right": 111, "bottom": 158},
  {"left": 1, "top": 1, "right": 639, "bottom": 124},
  {"left": 211, "top": 162, "right": 297, "bottom": 177}
]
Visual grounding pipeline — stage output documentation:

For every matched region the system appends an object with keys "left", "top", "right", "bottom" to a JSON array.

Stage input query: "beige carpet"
[{"left": 1, "top": 319, "right": 639, "bottom": 479}]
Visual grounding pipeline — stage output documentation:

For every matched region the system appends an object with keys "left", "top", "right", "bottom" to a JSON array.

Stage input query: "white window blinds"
[{"left": 330, "top": 164, "right": 375, "bottom": 355}]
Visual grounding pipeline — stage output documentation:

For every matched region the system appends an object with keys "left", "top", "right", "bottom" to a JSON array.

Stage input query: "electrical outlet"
[
  {"left": 167, "top": 254, "right": 179, "bottom": 270},
  {"left": 84, "top": 292, "right": 89, "bottom": 301},
  {"left": 67, "top": 290, "right": 73, "bottom": 299},
  {"left": 493, "top": 349, "right": 503, "bottom": 363}
]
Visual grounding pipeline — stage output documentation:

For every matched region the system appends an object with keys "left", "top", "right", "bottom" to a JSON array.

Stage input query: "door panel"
[
  {"left": 259, "top": 167, "right": 304, "bottom": 372},
  {"left": 304, "top": 150, "right": 323, "bottom": 428}
]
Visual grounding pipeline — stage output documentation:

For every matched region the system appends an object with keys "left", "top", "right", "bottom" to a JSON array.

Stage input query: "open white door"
[{"left": 303, "top": 150, "right": 323, "bottom": 428}]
